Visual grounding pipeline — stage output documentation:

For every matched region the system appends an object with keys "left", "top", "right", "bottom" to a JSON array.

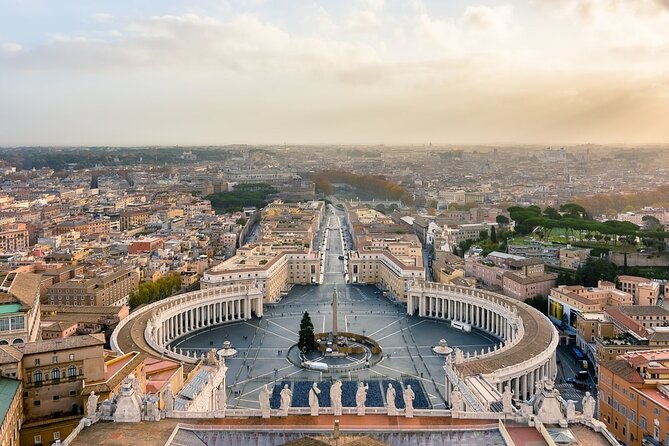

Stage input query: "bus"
[
  {"left": 451, "top": 321, "right": 472, "bottom": 332},
  {"left": 572, "top": 347, "right": 585, "bottom": 361}
]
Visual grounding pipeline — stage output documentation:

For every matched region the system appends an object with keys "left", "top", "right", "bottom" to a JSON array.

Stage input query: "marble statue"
[
  {"left": 163, "top": 385, "right": 174, "bottom": 413},
  {"left": 259, "top": 384, "right": 271, "bottom": 419},
  {"left": 533, "top": 379, "right": 543, "bottom": 401},
  {"left": 279, "top": 384, "right": 292, "bottom": 416},
  {"left": 309, "top": 382, "right": 321, "bottom": 416},
  {"left": 87, "top": 391, "right": 99, "bottom": 419},
  {"left": 502, "top": 386, "right": 513, "bottom": 413},
  {"left": 451, "top": 389, "right": 463, "bottom": 412},
  {"left": 216, "top": 384, "right": 226, "bottom": 412},
  {"left": 99, "top": 399, "right": 114, "bottom": 421},
  {"left": 331, "top": 380, "right": 343, "bottom": 416},
  {"left": 146, "top": 396, "right": 161, "bottom": 421},
  {"left": 403, "top": 385, "right": 415, "bottom": 418},
  {"left": 386, "top": 383, "right": 397, "bottom": 416},
  {"left": 566, "top": 400, "right": 576, "bottom": 420},
  {"left": 582, "top": 392, "right": 596, "bottom": 420},
  {"left": 356, "top": 382, "right": 369, "bottom": 416}
]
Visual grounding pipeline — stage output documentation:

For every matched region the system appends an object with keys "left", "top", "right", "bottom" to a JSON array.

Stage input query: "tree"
[
  {"left": 496, "top": 215, "right": 509, "bottom": 226},
  {"left": 574, "top": 257, "right": 617, "bottom": 287},
  {"left": 525, "top": 295, "right": 548, "bottom": 315},
  {"left": 427, "top": 199, "right": 439, "bottom": 210},
  {"left": 490, "top": 226, "right": 497, "bottom": 243},
  {"left": 642, "top": 215, "right": 661, "bottom": 231},
  {"left": 298, "top": 311, "right": 316, "bottom": 353}
]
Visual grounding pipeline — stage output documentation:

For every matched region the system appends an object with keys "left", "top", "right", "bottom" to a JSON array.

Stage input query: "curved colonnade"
[
  {"left": 407, "top": 282, "right": 559, "bottom": 402},
  {"left": 111, "top": 284, "right": 263, "bottom": 364},
  {"left": 112, "top": 281, "right": 559, "bottom": 403}
]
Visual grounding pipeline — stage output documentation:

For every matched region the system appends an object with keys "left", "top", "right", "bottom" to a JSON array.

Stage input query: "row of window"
[
  {"left": 35, "top": 353, "right": 75, "bottom": 366},
  {"left": 33, "top": 365, "right": 78, "bottom": 382},
  {"left": 0, "top": 316, "right": 25, "bottom": 332}
]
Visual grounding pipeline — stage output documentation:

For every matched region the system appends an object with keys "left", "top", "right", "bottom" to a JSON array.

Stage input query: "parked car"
[
  {"left": 576, "top": 370, "right": 589, "bottom": 380},
  {"left": 565, "top": 377, "right": 577, "bottom": 384}
]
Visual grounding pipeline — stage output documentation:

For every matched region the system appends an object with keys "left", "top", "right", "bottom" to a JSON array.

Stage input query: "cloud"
[
  {"left": 347, "top": 10, "right": 381, "bottom": 32},
  {"left": 1, "top": 42, "right": 22, "bottom": 54},
  {"left": 93, "top": 12, "right": 113, "bottom": 23},
  {"left": 461, "top": 5, "right": 513, "bottom": 33}
]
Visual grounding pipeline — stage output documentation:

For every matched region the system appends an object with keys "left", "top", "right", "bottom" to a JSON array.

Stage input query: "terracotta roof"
[
  {"left": 619, "top": 306, "right": 669, "bottom": 317},
  {"left": 83, "top": 352, "right": 147, "bottom": 396},
  {"left": 13, "top": 333, "right": 105, "bottom": 355},
  {"left": 599, "top": 359, "right": 644, "bottom": 383},
  {"left": 0, "top": 345, "right": 23, "bottom": 365},
  {"left": 5, "top": 272, "right": 41, "bottom": 307}
]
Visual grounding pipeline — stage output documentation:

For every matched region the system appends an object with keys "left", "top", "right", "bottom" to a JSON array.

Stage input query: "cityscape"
[{"left": 2, "top": 2, "right": 669, "bottom": 446}]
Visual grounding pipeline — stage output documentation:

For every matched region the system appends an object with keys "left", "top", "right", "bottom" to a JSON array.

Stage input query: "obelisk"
[{"left": 332, "top": 290, "right": 338, "bottom": 335}]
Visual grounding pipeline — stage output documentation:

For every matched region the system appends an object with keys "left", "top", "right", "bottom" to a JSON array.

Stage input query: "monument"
[
  {"left": 356, "top": 382, "right": 368, "bottom": 416},
  {"left": 279, "top": 384, "right": 292, "bottom": 416},
  {"left": 114, "top": 375, "right": 143, "bottom": 423},
  {"left": 404, "top": 385, "right": 415, "bottom": 418},
  {"left": 309, "top": 382, "right": 321, "bottom": 416},
  {"left": 386, "top": 383, "right": 397, "bottom": 416},
  {"left": 259, "top": 384, "right": 271, "bottom": 419},
  {"left": 582, "top": 392, "right": 596, "bottom": 421},
  {"left": 86, "top": 391, "right": 99, "bottom": 420},
  {"left": 331, "top": 380, "right": 343, "bottom": 416},
  {"left": 502, "top": 386, "right": 513, "bottom": 414}
]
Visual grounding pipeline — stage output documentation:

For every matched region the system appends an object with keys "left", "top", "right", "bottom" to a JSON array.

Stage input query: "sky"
[{"left": 1, "top": 0, "right": 668, "bottom": 146}]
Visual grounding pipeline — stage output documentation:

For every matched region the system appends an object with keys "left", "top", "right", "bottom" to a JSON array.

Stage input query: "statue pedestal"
[
  {"left": 357, "top": 407, "right": 365, "bottom": 416},
  {"left": 310, "top": 407, "right": 319, "bottom": 417}
]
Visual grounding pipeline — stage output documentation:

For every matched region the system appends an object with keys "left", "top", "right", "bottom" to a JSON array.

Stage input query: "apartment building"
[
  {"left": 201, "top": 244, "right": 321, "bottom": 303},
  {"left": 548, "top": 282, "right": 633, "bottom": 328},
  {"left": 599, "top": 349, "right": 669, "bottom": 446},
  {"left": 46, "top": 268, "right": 139, "bottom": 307},
  {"left": 0, "top": 224, "right": 30, "bottom": 253},
  {"left": 0, "top": 273, "right": 42, "bottom": 346},
  {"left": 348, "top": 234, "right": 425, "bottom": 301},
  {"left": 618, "top": 276, "right": 661, "bottom": 306},
  {"left": 465, "top": 252, "right": 557, "bottom": 300},
  {"left": 0, "top": 334, "right": 106, "bottom": 445},
  {"left": 119, "top": 208, "right": 151, "bottom": 231}
]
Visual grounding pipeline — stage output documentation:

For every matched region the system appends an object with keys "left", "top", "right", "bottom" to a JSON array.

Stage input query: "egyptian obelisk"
[{"left": 332, "top": 290, "right": 338, "bottom": 335}]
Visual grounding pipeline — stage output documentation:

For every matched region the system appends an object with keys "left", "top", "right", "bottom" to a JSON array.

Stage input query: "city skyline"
[{"left": 1, "top": 0, "right": 669, "bottom": 146}]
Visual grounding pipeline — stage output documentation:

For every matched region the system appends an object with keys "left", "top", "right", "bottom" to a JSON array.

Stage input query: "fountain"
[
  {"left": 432, "top": 339, "right": 453, "bottom": 356},
  {"left": 217, "top": 340, "right": 238, "bottom": 359}
]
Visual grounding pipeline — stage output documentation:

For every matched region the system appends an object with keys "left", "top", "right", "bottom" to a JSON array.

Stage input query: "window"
[
  {"left": 629, "top": 410, "right": 636, "bottom": 422},
  {"left": 53, "top": 432, "right": 60, "bottom": 440},
  {"left": 68, "top": 365, "right": 76, "bottom": 378},
  {"left": 642, "top": 399, "right": 647, "bottom": 407},
  {"left": 52, "top": 355, "right": 58, "bottom": 364},
  {"left": 621, "top": 406, "right": 626, "bottom": 417},
  {"left": 0, "top": 318, "right": 9, "bottom": 332},
  {"left": 34, "top": 400, "right": 40, "bottom": 406},
  {"left": 34, "top": 435, "right": 42, "bottom": 444},
  {"left": 51, "top": 368, "right": 60, "bottom": 380},
  {"left": 70, "top": 390, "right": 76, "bottom": 396},
  {"left": 641, "top": 416, "right": 647, "bottom": 430},
  {"left": 53, "top": 395, "right": 59, "bottom": 401},
  {"left": 34, "top": 370, "right": 42, "bottom": 383},
  {"left": 35, "top": 358, "right": 40, "bottom": 366},
  {"left": 655, "top": 408, "right": 660, "bottom": 416},
  {"left": 11, "top": 316, "right": 24, "bottom": 330}
]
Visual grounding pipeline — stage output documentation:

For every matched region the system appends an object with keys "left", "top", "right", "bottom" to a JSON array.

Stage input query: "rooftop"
[{"left": 0, "top": 378, "right": 21, "bottom": 428}]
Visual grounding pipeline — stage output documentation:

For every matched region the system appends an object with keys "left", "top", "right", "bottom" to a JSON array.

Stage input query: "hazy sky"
[{"left": 1, "top": 0, "right": 668, "bottom": 146}]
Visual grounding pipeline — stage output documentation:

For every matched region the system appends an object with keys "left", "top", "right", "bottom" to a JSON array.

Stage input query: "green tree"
[
  {"left": 525, "top": 295, "right": 548, "bottom": 315},
  {"left": 642, "top": 215, "right": 661, "bottom": 231},
  {"left": 298, "top": 311, "right": 316, "bottom": 353},
  {"left": 574, "top": 257, "right": 617, "bottom": 287},
  {"left": 496, "top": 215, "right": 509, "bottom": 226},
  {"left": 490, "top": 226, "right": 497, "bottom": 243}
]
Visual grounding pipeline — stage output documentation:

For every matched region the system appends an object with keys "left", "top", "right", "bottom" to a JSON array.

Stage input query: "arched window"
[
  {"left": 34, "top": 370, "right": 42, "bottom": 383},
  {"left": 68, "top": 365, "right": 76, "bottom": 378},
  {"left": 12, "top": 338, "right": 24, "bottom": 344},
  {"left": 51, "top": 368, "right": 60, "bottom": 380}
]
